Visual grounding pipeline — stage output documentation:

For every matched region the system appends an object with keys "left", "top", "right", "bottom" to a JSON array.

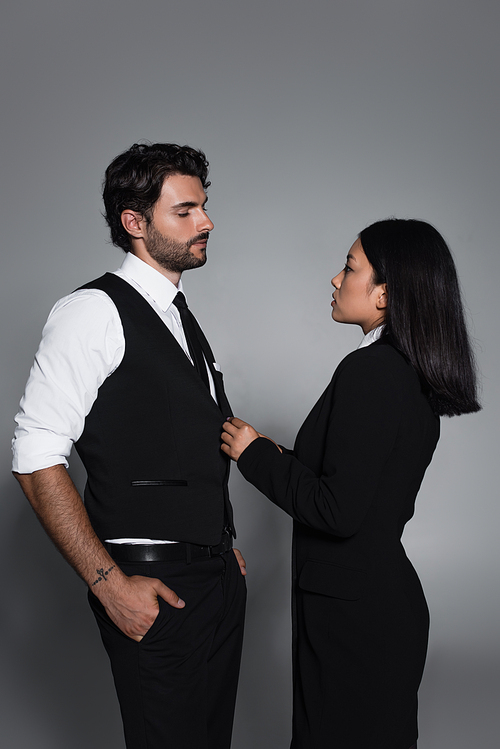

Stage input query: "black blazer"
[
  {"left": 239, "top": 337, "right": 439, "bottom": 580},
  {"left": 238, "top": 336, "right": 440, "bottom": 747}
]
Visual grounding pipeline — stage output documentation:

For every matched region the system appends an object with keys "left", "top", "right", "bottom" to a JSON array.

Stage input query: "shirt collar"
[
  {"left": 118, "top": 252, "right": 184, "bottom": 312},
  {"left": 357, "top": 324, "right": 385, "bottom": 349}
]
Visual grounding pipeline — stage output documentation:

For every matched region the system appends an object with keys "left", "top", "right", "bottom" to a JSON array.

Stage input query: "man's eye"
[
  {"left": 344, "top": 264, "right": 352, "bottom": 273},
  {"left": 178, "top": 212, "right": 189, "bottom": 217}
]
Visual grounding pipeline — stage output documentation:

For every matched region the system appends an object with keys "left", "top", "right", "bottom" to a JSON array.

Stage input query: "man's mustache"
[{"left": 188, "top": 232, "right": 210, "bottom": 247}]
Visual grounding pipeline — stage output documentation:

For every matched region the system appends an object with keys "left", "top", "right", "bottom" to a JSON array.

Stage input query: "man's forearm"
[
  {"left": 13, "top": 464, "right": 120, "bottom": 590},
  {"left": 13, "top": 464, "right": 185, "bottom": 639}
]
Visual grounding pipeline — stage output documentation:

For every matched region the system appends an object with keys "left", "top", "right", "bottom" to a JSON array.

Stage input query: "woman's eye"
[{"left": 344, "top": 264, "right": 352, "bottom": 273}]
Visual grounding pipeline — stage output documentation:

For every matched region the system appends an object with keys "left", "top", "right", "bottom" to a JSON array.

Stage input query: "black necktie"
[{"left": 172, "top": 292, "right": 210, "bottom": 390}]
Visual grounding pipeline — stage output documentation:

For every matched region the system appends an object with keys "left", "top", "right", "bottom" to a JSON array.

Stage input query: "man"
[{"left": 12, "top": 142, "right": 247, "bottom": 749}]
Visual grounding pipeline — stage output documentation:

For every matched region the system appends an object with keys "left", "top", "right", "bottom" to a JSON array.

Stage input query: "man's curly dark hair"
[{"left": 102, "top": 142, "right": 211, "bottom": 252}]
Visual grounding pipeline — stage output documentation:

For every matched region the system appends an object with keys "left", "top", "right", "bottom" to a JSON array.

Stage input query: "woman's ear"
[
  {"left": 376, "top": 283, "right": 388, "bottom": 310},
  {"left": 121, "top": 209, "right": 145, "bottom": 239}
]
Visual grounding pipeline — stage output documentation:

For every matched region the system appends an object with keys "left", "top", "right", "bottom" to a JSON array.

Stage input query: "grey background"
[{"left": 1, "top": 1, "right": 499, "bottom": 746}]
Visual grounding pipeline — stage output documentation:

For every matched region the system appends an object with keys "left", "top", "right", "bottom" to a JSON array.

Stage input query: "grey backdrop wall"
[{"left": 1, "top": 1, "right": 499, "bottom": 747}]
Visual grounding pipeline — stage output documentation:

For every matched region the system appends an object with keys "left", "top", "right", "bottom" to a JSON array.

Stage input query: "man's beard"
[{"left": 144, "top": 222, "right": 208, "bottom": 273}]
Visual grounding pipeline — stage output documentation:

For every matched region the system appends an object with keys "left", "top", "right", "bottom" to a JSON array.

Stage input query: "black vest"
[{"left": 74, "top": 273, "right": 233, "bottom": 545}]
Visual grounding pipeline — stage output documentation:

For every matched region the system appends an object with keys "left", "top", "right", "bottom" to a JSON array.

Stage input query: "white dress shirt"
[
  {"left": 357, "top": 325, "right": 384, "bottom": 349},
  {"left": 12, "top": 252, "right": 217, "bottom": 544}
]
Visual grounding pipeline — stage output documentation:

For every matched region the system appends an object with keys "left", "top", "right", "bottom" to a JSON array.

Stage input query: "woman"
[{"left": 221, "top": 219, "right": 481, "bottom": 749}]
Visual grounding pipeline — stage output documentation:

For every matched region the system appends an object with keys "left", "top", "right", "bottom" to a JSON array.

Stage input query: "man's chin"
[
  {"left": 190, "top": 253, "right": 207, "bottom": 267},
  {"left": 190, "top": 249, "right": 207, "bottom": 266},
  {"left": 178, "top": 254, "right": 207, "bottom": 272}
]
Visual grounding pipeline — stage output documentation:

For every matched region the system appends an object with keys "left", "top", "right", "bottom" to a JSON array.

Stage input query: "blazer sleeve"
[{"left": 237, "top": 352, "right": 402, "bottom": 537}]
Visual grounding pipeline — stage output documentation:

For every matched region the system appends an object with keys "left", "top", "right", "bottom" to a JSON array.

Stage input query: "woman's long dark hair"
[{"left": 359, "top": 218, "right": 481, "bottom": 417}]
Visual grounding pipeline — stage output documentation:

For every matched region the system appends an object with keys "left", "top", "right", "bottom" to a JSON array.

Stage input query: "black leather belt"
[{"left": 104, "top": 528, "right": 233, "bottom": 563}]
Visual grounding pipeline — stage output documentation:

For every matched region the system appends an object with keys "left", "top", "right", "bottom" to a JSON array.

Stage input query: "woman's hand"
[
  {"left": 221, "top": 417, "right": 282, "bottom": 461},
  {"left": 221, "top": 417, "right": 260, "bottom": 461}
]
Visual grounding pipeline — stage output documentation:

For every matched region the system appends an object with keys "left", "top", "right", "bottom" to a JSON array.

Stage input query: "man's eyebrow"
[
  {"left": 346, "top": 253, "right": 356, "bottom": 262},
  {"left": 172, "top": 201, "right": 197, "bottom": 209},
  {"left": 172, "top": 197, "right": 209, "bottom": 210}
]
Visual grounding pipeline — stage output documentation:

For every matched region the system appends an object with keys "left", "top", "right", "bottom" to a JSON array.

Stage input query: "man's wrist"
[
  {"left": 90, "top": 564, "right": 117, "bottom": 588},
  {"left": 88, "top": 561, "right": 128, "bottom": 603}
]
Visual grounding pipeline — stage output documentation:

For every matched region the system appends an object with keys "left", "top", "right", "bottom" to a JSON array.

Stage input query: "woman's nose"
[{"left": 331, "top": 271, "right": 342, "bottom": 289}]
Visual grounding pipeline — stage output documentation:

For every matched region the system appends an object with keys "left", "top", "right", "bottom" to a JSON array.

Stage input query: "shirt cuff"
[{"left": 12, "top": 433, "right": 71, "bottom": 473}]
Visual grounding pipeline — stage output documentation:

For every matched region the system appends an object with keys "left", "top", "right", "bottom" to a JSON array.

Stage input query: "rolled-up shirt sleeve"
[{"left": 12, "top": 289, "right": 124, "bottom": 474}]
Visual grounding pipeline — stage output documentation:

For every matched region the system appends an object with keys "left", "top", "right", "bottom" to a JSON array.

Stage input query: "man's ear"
[
  {"left": 121, "top": 209, "right": 146, "bottom": 239},
  {"left": 376, "top": 283, "right": 388, "bottom": 310}
]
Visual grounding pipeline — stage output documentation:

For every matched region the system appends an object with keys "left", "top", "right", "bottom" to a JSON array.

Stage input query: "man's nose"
[{"left": 197, "top": 210, "right": 214, "bottom": 233}]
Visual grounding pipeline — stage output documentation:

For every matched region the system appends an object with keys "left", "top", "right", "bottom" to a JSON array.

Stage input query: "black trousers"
[{"left": 88, "top": 549, "right": 246, "bottom": 749}]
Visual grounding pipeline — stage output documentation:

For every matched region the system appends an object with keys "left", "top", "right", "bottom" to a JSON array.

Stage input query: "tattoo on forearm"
[{"left": 91, "top": 565, "right": 115, "bottom": 587}]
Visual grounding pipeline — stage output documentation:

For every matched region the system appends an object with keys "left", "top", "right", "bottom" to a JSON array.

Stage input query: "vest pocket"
[{"left": 131, "top": 480, "right": 188, "bottom": 486}]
